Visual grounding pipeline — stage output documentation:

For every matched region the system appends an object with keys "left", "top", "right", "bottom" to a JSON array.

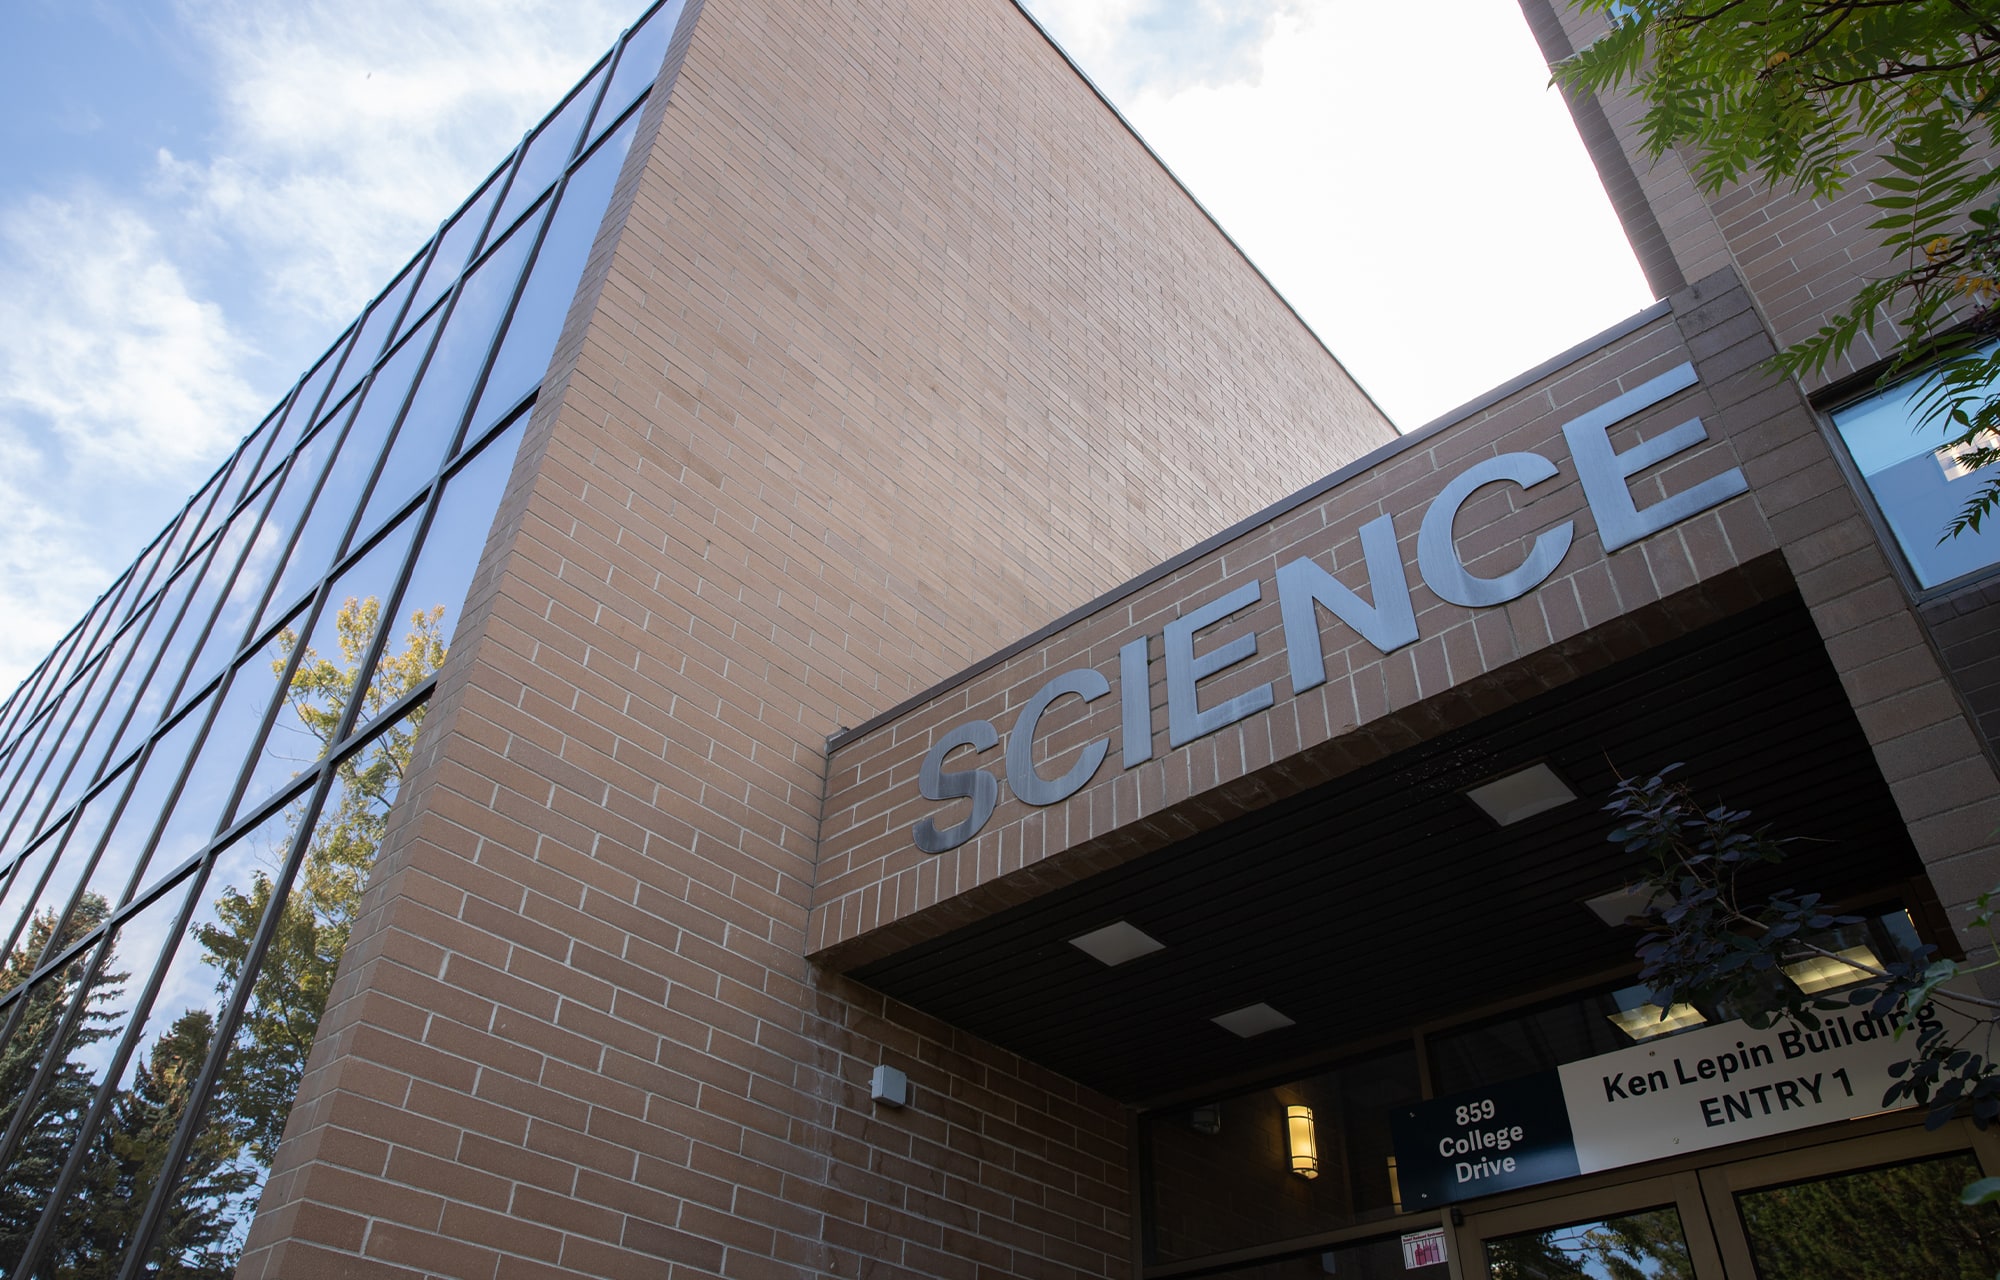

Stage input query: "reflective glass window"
[
  {"left": 146, "top": 707, "right": 419, "bottom": 1273},
  {"left": 1485, "top": 1206, "right": 1693, "bottom": 1279},
  {"left": 1736, "top": 1151, "right": 2000, "bottom": 1278},
  {"left": 47, "top": 618, "right": 152, "bottom": 821},
  {"left": 0, "top": 920, "right": 120, "bottom": 1259},
  {"left": 367, "top": 208, "right": 544, "bottom": 529},
  {"left": 490, "top": 59, "right": 607, "bottom": 239},
  {"left": 264, "top": 335, "right": 352, "bottom": 482},
  {"left": 25, "top": 873, "right": 212, "bottom": 1276},
  {"left": 469, "top": 111, "right": 640, "bottom": 434},
  {"left": 355, "top": 414, "right": 529, "bottom": 730},
  {"left": 74, "top": 696, "right": 210, "bottom": 929},
  {"left": 0, "top": 823, "right": 74, "bottom": 973},
  {"left": 1833, "top": 357, "right": 2000, "bottom": 588},
  {"left": 1144, "top": 1047, "right": 1421, "bottom": 1264},
  {"left": 260, "top": 310, "right": 441, "bottom": 625},
  {"left": 237, "top": 517, "right": 418, "bottom": 816},
  {"left": 326, "top": 255, "right": 422, "bottom": 413},
  {"left": 245, "top": 421, "right": 345, "bottom": 638},
  {"left": 596, "top": 0, "right": 685, "bottom": 140},
  {"left": 408, "top": 169, "right": 506, "bottom": 321},
  {"left": 159, "top": 501, "right": 270, "bottom": 721}
]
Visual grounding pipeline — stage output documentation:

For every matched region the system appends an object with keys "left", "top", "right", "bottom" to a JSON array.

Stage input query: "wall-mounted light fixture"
[{"left": 1286, "top": 1105, "right": 1319, "bottom": 1179}]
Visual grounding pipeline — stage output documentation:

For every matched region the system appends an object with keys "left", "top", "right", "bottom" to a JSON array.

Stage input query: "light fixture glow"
[
  {"left": 1464, "top": 763, "right": 1577, "bottom": 826},
  {"left": 1607, "top": 1001, "right": 1707, "bottom": 1041},
  {"left": 1286, "top": 1105, "right": 1319, "bottom": 1178},
  {"left": 1784, "top": 945, "right": 1882, "bottom": 994}
]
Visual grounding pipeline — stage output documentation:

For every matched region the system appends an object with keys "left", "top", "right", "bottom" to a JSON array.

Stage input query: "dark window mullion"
[
  {"left": 8, "top": 862, "right": 211, "bottom": 1279},
  {"left": 115, "top": 753, "right": 346, "bottom": 1280}
]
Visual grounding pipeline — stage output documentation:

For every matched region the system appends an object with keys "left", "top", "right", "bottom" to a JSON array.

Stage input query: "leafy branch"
[
  {"left": 1558, "top": 0, "right": 2000, "bottom": 540},
  {"left": 1608, "top": 765, "right": 2000, "bottom": 1128}
]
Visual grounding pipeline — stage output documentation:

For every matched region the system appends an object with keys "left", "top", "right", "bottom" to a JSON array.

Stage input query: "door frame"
[{"left": 1445, "top": 1116, "right": 2000, "bottom": 1279}]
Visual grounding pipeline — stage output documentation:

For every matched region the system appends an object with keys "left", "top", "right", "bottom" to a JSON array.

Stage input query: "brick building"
[{"left": 0, "top": 0, "right": 1997, "bottom": 1277}]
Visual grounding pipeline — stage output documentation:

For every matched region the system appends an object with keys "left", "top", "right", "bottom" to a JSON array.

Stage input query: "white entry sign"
[{"left": 1557, "top": 1006, "right": 1933, "bottom": 1174}]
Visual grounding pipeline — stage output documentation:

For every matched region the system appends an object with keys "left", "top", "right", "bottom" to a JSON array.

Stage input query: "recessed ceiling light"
[
  {"left": 1785, "top": 945, "right": 1881, "bottom": 994},
  {"left": 1212, "top": 1003, "right": 1296, "bottom": 1038},
  {"left": 1465, "top": 763, "right": 1578, "bottom": 826},
  {"left": 1068, "top": 920, "right": 1165, "bottom": 966},
  {"left": 1583, "top": 883, "right": 1666, "bottom": 927}
]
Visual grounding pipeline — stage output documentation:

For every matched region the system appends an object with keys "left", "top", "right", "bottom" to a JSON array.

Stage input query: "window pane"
[
  {"left": 1737, "top": 1151, "right": 2000, "bottom": 1279},
  {"left": 73, "top": 696, "right": 211, "bottom": 929},
  {"left": 596, "top": 0, "right": 685, "bottom": 139},
  {"left": 258, "top": 311, "right": 441, "bottom": 624},
  {"left": 408, "top": 169, "right": 505, "bottom": 322},
  {"left": 264, "top": 336, "right": 351, "bottom": 484},
  {"left": 0, "top": 825, "right": 76, "bottom": 977},
  {"left": 387, "top": 208, "right": 545, "bottom": 491},
  {"left": 106, "top": 556, "right": 217, "bottom": 771},
  {"left": 490, "top": 59, "right": 607, "bottom": 239},
  {"left": 325, "top": 256, "right": 422, "bottom": 414},
  {"left": 469, "top": 111, "right": 640, "bottom": 434},
  {"left": 199, "top": 608, "right": 308, "bottom": 836},
  {"left": 245, "top": 421, "right": 344, "bottom": 638},
  {"left": 46, "top": 619, "right": 152, "bottom": 822},
  {"left": 355, "top": 415, "right": 528, "bottom": 730},
  {"left": 238, "top": 517, "right": 419, "bottom": 813},
  {"left": 1485, "top": 1206, "right": 1693, "bottom": 1279},
  {"left": 28, "top": 872, "right": 221, "bottom": 1277},
  {"left": 144, "top": 708, "right": 420, "bottom": 1274},
  {"left": 0, "top": 913, "right": 121, "bottom": 1269},
  {"left": 1834, "top": 360, "right": 2000, "bottom": 588}
]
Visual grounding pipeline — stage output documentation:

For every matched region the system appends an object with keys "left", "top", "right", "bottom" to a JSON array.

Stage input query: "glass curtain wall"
[{"left": 0, "top": 1, "right": 686, "bottom": 1273}]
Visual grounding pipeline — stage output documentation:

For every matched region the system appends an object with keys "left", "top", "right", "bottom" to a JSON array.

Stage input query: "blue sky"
[{"left": 0, "top": 0, "right": 1651, "bottom": 694}]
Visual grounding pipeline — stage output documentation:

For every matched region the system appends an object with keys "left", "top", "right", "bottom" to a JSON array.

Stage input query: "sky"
[{"left": 0, "top": 0, "right": 1653, "bottom": 695}]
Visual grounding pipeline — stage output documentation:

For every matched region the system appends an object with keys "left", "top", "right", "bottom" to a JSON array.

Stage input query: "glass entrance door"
[
  {"left": 1460, "top": 1121, "right": 2000, "bottom": 1279},
  {"left": 1463, "top": 1172, "right": 1725, "bottom": 1279}
]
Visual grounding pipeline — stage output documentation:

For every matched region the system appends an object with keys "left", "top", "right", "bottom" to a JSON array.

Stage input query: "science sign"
[
  {"left": 910, "top": 363, "right": 1749, "bottom": 853},
  {"left": 1391, "top": 1007, "right": 1931, "bottom": 1208}
]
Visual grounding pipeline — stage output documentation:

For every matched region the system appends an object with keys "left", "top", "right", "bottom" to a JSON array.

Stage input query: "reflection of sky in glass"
[
  {"left": 67, "top": 876, "right": 196, "bottom": 1081},
  {"left": 598, "top": 0, "right": 683, "bottom": 141},
  {"left": 471, "top": 112, "right": 640, "bottom": 432},
  {"left": 1833, "top": 354, "right": 2000, "bottom": 588},
  {"left": 72, "top": 693, "right": 205, "bottom": 925},
  {"left": 0, "top": 4, "right": 681, "bottom": 1262},
  {"left": 1488, "top": 1209, "right": 1691, "bottom": 1280},
  {"left": 490, "top": 59, "right": 605, "bottom": 239}
]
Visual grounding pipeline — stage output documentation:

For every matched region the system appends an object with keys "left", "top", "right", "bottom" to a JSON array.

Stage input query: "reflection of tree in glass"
[
  {"left": 196, "top": 597, "right": 443, "bottom": 1161},
  {"left": 0, "top": 898, "right": 120, "bottom": 1268},
  {"left": 0, "top": 598, "right": 447, "bottom": 1277},
  {"left": 52, "top": 1009, "right": 254, "bottom": 1278},
  {"left": 1488, "top": 1209, "right": 1693, "bottom": 1280},
  {"left": 1738, "top": 1154, "right": 2000, "bottom": 1280}
]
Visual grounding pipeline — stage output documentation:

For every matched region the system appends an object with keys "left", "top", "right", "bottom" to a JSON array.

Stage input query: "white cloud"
[
  {"left": 170, "top": 0, "right": 640, "bottom": 324},
  {"left": 1028, "top": 0, "right": 1294, "bottom": 101},
  {"left": 0, "top": 0, "right": 648, "bottom": 694},
  {"left": 0, "top": 192, "right": 258, "bottom": 684}
]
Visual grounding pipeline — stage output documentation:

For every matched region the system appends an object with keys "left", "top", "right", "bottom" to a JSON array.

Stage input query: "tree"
[
  {"left": 0, "top": 897, "right": 121, "bottom": 1272},
  {"left": 1603, "top": 766, "right": 2000, "bottom": 1133},
  {"left": 1556, "top": 1, "right": 2000, "bottom": 536},
  {"left": 195, "top": 596, "right": 442, "bottom": 1162}
]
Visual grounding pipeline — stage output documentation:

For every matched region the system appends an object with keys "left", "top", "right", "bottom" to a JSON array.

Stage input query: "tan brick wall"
[
  {"left": 816, "top": 271, "right": 2000, "bottom": 977},
  {"left": 233, "top": 0, "right": 1396, "bottom": 1272}
]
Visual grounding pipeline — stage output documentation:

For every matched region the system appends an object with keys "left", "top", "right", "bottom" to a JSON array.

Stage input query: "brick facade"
[
  {"left": 172, "top": 0, "right": 2000, "bottom": 1274},
  {"left": 234, "top": 0, "right": 1391, "bottom": 1273}
]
